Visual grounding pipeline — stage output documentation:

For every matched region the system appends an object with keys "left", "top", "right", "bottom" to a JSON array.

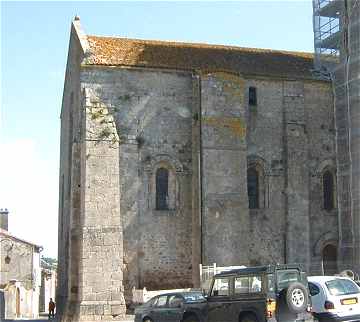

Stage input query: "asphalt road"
[
  {"left": 1, "top": 316, "right": 135, "bottom": 322},
  {"left": 2, "top": 319, "right": 49, "bottom": 322}
]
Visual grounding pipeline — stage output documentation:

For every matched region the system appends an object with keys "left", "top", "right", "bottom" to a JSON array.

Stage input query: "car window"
[
  {"left": 326, "top": 279, "right": 360, "bottom": 296},
  {"left": 145, "top": 297, "right": 158, "bottom": 307},
  {"left": 211, "top": 277, "right": 230, "bottom": 296},
  {"left": 168, "top": 295, "right": 183, "bottom": 308},
  {"left": 235, "top": 275, "right": 262, "bottom": 294},
  {"left": 235, "top": 276, "right": 249, "bottom": 294},
  {"left": 308, "top": 282, "right": 320, "bottom": 296},
  {"left": 183, "top": 293, "right": 206, "bottom": 302},
  {"left": 277, "top": 270, "right": 299, "bottom": 291},
  {"left": 250, "top": 276, "right": 262, "bottom": 292},
  {"left": 267, "top": 274, "right": 275, "bottom": 292},
  {"left": 155, "top": 295, "right": 168, "bottom": 308}
]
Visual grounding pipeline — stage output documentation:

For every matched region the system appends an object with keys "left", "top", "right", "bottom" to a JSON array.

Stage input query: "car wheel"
[
  {"left": 143, "top": 317, "right": 153, "bottom": 322},
  {"left": 240, "top": 313, "right": 258, "bottom": 322},
  {"left": 182, "top": 314, "right": 199, "bottom": 322},
  {"left": 285, "top": 282, "right": 309, "bottom": 313}
]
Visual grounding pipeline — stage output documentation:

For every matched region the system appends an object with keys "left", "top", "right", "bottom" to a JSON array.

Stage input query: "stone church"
[{"left": 57, "top": 15, "right": 355, "bottom": 321}]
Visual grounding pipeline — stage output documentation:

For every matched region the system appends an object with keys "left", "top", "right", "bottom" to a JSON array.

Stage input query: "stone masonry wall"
[
  {"left": 80, "top": 67, "right": 194, "bottom": 299},
  {"left": 57, "top": 21, "right": 84, "bottom": 318},
  {"left": 0, "top": 240, "right": 33, "bottom": 287},
  {"left": 245, "top": 78, "right": 286, "bottom": 266},
  {"left": 78, "top": 84, "right": 126, "bottom": 320},
  {"left": 305, "top": 81, "right": 338, "bottom": 274},
  {"left": 245, "top": 78, "right": 337, "bottom": 271},
  {"left": 283, "top": 81, "right": 311, "bottom": 271},
  {"left": 201, "top": 71, "right": 250, "bottom": 266}
]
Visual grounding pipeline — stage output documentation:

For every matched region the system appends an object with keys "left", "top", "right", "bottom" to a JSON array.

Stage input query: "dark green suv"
[{"left": 205, "top": 264, "right": 314, "bottom": 322}]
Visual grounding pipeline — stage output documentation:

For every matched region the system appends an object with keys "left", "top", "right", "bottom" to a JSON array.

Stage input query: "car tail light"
[
  {"left": 324, "top": 300, "right": 335, "bottom": 310},
  {"left": 266, "top": 298, "right": 276, "bottom": 318}
]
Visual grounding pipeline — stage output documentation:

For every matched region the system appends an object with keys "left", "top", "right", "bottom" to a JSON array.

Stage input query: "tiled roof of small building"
[{"left": 86, "top": 35, "right": 316, "bottom": 79}]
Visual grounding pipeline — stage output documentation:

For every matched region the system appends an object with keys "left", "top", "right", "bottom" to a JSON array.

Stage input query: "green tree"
[{"left": 41, "top": 256, "right": 57, "bottom": 269}]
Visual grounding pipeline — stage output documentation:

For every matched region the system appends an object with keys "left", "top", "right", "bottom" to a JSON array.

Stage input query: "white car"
[{"left": 308, "top": 276, "right": 360, "bottom": 322}]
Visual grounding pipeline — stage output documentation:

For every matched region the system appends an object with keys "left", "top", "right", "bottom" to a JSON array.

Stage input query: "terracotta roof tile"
[{"left": 86, "top": 36, "right": 316, "bottom": 79}]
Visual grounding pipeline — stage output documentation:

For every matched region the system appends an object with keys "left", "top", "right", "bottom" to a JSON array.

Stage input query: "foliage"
[{"left": 41, "top": 256, "right": 58, "bottom": 269}]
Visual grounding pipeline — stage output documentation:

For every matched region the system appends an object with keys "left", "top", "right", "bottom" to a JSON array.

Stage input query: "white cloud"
[{"left": 0, "top": 138, "right": 58, "bottom": 258}]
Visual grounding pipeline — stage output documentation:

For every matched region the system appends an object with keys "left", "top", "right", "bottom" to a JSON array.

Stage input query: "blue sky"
[{"left": 0, "top": 1, "right": 314, "bottom": 258}]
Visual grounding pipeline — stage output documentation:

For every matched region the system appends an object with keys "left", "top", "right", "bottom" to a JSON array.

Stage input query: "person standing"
[{"left": 48, "top": 298, "right": 56, "bottom": 319}]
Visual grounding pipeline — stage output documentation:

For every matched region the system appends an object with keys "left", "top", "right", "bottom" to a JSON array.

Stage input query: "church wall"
[
  {"left": 80, "top": 67, "right": 194, "bottom": 295},
  {"left": 244, "top": 78, "right": 336, "bottom": 272},
  {"left": 77, "top": 66, "right": 336, "bottom": 298},
  {"left": 199, "top": 72, "right": 250, "bottom": 266},
  {"left": 282, "top": 81, "right": 311, "bottom": 271},
  {"left": 304, "top": 81, "right": 338, "bottom": 274},
  {"left": 77, "top": 73, "right": 126, "bottom": 320},
  {"left": 245, "top": 78, "right": 286, "bottom": 266},
  {"left": 57, "top": 22, "right": 84, "bottom": 316}
]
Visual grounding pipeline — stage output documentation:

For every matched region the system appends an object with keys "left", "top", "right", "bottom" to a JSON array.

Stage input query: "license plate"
[{"left": 341, "top": 297, "right": 357, "bottom": 305}]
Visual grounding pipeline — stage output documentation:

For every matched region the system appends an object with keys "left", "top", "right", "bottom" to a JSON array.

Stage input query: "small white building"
[
  {"left": 39, "top": 267, "right": 57, "bottom": 314},
  {"left": 0, "top": 209, "right": 42, "bottom": 319}
]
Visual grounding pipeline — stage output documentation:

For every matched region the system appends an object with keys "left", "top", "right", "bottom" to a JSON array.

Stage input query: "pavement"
[
  {"left": 1, "top": 315, "right": 135, "bottom": 322},
  {"left": 2, "top": 318, "right": 48, "bottom": 321}
]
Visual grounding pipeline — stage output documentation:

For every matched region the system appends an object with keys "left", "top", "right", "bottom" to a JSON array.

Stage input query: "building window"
[
  {"left": 323, "top": 170, "right": 335, "bottom": 210},
  {"left": 156, "top": 168, "right": 169, "bottom": 210},
  {"left": 249, "top": 87, "right": 257, "bottom": 106},
  {"left": 248, "top": 167, "right": 259, "bottom": 209}
]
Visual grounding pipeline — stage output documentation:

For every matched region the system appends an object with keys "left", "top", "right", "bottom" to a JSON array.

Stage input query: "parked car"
[
  {"left": 135, "top": 264, "right": 313, "bottom": 322},
  {"left": 205, "top": 264, "right": 313, "bottom": 322},
  {"left": 308, "top": 276, "right": 360, "bottom": 322},
  {"left": 134, "top": 291, "right": 207, "bottom": 322}
]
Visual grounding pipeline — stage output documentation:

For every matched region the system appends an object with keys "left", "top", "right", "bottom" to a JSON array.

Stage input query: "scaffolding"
[
  {"left": 312, "top": 0, "right": 360, "bottom": 273},
  {"left": 313, "top": 0, "right": 342, "bottom": 69}
]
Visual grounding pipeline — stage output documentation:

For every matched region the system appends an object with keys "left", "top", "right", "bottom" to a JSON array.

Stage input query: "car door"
[
  {"left": 233, "top": 275, "right": 265, "bottom": 322},
  {"left": 308, "top": 282, "right": 324, "bottom": 313},
  {"left": 167, "top": 294, "right": 185, "bottom": 322},
  {"left": 151, "top": 295, "right": 169, "bottom": 322},
  {"left": 207, "top": 276, "right": 234, "bottom": 322}
]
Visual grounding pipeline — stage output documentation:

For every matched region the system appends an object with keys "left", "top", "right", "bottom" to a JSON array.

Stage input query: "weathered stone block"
[{"left": 111, "top": 304, "right": 125, "bottom": 316}]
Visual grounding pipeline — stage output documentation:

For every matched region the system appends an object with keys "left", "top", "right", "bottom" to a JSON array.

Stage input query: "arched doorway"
[
  {"left": 16, "top": 288, "right": 20, "bottom": 317},
  {"left": 322, "top": 244, "right": 338, "bottom": 275}
]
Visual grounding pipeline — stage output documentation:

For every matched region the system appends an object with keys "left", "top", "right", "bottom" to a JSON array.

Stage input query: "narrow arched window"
[
  {"left": 249, "top": 87, "right": 257, "bottom": 106},
  {"left": 156, "top": 168, "right": 169, "bottom": 210},
  {"left": 248, "top": 168, "right": 259, "bottom": 209},
  {"left": 323, "top": 170, "right": 335, "bottom": 210}
]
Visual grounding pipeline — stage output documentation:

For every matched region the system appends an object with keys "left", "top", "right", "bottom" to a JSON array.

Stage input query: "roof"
[
  {"left": 152, "top": 291, "right": 203, "bottom": 296},
  {"left": 308, "top": 276, "right": 353, "bottom": 283},
  {"left": 215, "top": 266, "right": 270, "bottom": 277},
  {"left": 0, "top": 228, "right": 42, "bottom": 250},
  {"left": 215, "top": 264, "right": 304, "bottom": 277},
  {"left": 85, "top": 35, "right": 317, "bottom": 80}
]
